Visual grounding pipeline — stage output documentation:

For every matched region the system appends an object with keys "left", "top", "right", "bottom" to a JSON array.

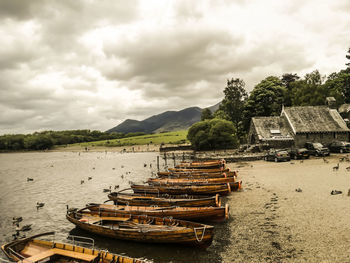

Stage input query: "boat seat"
[
  {"left": 51, "top": 248, "right": 97, "bottom": 261},
  {"left": 20, "top": 250, "right": 55, "bottom": 263},
  {"left": 20, "top": 248, "right": 97, "bottom": 263}
]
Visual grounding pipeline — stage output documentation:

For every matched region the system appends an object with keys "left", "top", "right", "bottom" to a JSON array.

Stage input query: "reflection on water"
[{"left": 0, "top": 152, "right": 231, "bottom": 263}]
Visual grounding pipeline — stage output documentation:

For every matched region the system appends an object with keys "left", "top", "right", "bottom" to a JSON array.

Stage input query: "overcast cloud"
[{"left": 0, "top": 0, "right": 350, "bottom": 134}]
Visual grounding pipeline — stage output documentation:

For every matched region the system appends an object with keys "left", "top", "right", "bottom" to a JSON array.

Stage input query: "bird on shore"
[
  {"left": 333, "top": 163, "right": 340, "bottom": 171},
  {"left": 36, "top": 202, "right": 45, "bottom": 209},
  {"left": 12, "top": 217, "right": 23, "bottom": 224},
  {"left": 114, "top": 185, "right": 119, "bottom": 190},
  {"left": 295, "top": 188, "right": 302, "bottom": 192},
  {"left": 331, "top": 190, "right": 342, "bottom": 195},
  {"left": 121, "top": 174, "right": 124, "bottom": 179},
  {"left": 88, "top": 176, "right": 92, "bottom": 180},
  {"left": 20, "top": 224, "right": 32, "bottom": 231},
  {"left": 27, "top": 178, "right": 34, "bottom": 182},
  {"left": 112, "top": 167, "right": 115, "bottom": 170},
  {"left": 103, "top": 186, "right": 112, "bottom": 193},
  {"left": 80, "top": 180, "right": 84, "bottom": 184}
]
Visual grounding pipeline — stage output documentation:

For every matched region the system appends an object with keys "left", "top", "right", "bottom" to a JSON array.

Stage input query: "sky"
[{"left": 1, "top": 0, "right": 350, "bottom": 135}]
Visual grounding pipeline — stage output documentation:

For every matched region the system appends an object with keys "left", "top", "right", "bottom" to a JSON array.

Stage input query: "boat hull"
[
  {"left": 1, "top": 232, "right": 147, "bottom": 263},
  {"left": 131, "top": 183, "right": 232, "bottom": 195},
  {"left": 147, "top": 176, "right": 236, "bottom": 185},
  {"left": 108, "top": 192, "right": 221, "bottom": 207},
  {"left": 157, "top": 171, "right": 236, "bottom": 178},
  {"left": 66, "top": 211, "right": 214, "bottom": 248},
  {"left": 86, "top": 203, "right": 229, "bottom": 222}
]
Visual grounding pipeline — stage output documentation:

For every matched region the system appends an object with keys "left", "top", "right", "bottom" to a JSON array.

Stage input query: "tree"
[
  {"left": 219, "top": 78, "right": 248, "bottom": 127},
  {"left": 324, "top": 70, "right": 350, "bottom": 104},
  {"left": 201, "top": 108, "right": 213, "bottom": 121},
  {"left": 346, "top": 47, "right": 350, "bottom": 67},
  {"left": 290, "top": 70, "right": 328, "bottom": 106},
  {"left": 187, "top": 119, "right": 238, "bottom": 150},
  {"left": 243, "top": 76, "right": 286, "bottom": 130},
  {"left": 281, "top": 73, "right": 300, "bottom": 106},
  {"left": 213, "top": 109, "right": 229, "bottom": 120},
  {"left": 24, "top": 134, "right": 54, "bottom": 150}
]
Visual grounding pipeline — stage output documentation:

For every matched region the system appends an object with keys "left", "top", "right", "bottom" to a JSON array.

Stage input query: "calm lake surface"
[{"left": 0, "top": 151, "right": 231, "bottom": 263}]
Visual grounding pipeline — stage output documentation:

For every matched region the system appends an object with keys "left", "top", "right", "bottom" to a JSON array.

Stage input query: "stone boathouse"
[{"left": 248, "top": 105, "right": 350, "bottom": 148}]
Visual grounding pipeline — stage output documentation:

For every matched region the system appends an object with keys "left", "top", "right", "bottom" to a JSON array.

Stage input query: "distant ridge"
[{"left": 107, "top": 102, "right": 220, "bottom": 134}]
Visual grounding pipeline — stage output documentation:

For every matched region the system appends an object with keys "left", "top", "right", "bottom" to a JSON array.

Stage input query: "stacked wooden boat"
[
  {"left": 65, "top": 159, "right": 242, "bottom": 249},
  {"left": 1, "top": 232, "right": 149, "bottom": 263}
]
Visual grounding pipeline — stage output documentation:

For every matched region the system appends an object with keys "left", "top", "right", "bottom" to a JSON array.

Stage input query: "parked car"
[
  {"left": 328, "top": 141, "right": 350, "bottom": 153},
  {"left": 304, "top": 142, "right": 330, "bottom": 156},
  {"left": 289, "top": 148, "right": 310, "bottom": 160},
  {"left": 265, "top": 149, "right": 290, "bottom": 162}
]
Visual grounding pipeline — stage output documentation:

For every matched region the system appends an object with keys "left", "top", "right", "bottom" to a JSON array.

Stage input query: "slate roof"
[
  {"left": 251, "top": 116, "right": 294, "bottom": 141},
  {"left": 282, "top": 106, "right": 349, "bottom": 133}
]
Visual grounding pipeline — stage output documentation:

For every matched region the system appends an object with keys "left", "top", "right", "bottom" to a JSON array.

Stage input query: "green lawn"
[{"left": 74, "top": 130, "right": 189, "bottom": 147}]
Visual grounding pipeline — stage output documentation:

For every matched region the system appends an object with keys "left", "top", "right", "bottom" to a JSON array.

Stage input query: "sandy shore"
[{"left": 223, "top": 155, "right": 350, "bottom": 262}]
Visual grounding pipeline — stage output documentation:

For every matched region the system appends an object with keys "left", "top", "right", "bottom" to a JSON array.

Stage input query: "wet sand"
[{"left": 224, "top": 156, "right": 350, "bottom": 262}]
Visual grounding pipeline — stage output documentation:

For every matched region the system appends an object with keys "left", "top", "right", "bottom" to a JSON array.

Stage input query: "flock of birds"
[
  {"left": 331, "top": 156, "right": 350, "bottom": 171},
  {"left": 293, "top": 155, "right": 350, "bottom": 195},
  {"left": 13, "top": 153, "right": 157, "bottom": 241}
]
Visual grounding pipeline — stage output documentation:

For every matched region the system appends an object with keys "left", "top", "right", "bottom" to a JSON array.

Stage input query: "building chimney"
[{"left": 326, "top": 97, "right": 336, "bottom": 109}]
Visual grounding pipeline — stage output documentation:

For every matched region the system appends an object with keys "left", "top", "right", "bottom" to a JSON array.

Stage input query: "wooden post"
[
  {"left": 157, "top": 156, "right": 160, "bottom": 171},
  {"left": 164, "top": 153, "right": 167, "bottom": 165},
  {"left": 182, "top": 152, "right": 185, "bottom": 161},
  {"left": 173, "top": 152, "right": 176, "bottom": 167}
]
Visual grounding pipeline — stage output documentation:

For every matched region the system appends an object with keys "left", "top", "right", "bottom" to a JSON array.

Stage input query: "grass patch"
[{"left": 70, "top": 130, "right": 189, "bottom": 147}]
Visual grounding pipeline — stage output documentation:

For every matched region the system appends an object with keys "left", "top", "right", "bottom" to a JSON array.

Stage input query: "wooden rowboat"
[
  {"left": 131, "top": 183, "right": 232, "bottom": 195},
  {"left": 108, "top": 192, "right": 221, "bottom": 207},
  {"left": 1, "top": 232, "right": 148, "bottom": 263},
  {"left": 168, "top": 167, "right": 229, "bottom": 173},
  {"left": 84, "top": 203, "right": 229, "bottom": 222},
  {"left": 175, "top": 160, "right": 225, "bottom": 169},
  {"left": 66, "top": 210, "right": 214, "bottom": 248},
  {"left": 147, "top": 176, "right": 236, "bottom": 185},
  {"left": 157, "top": 171, "right": 237, "bottom": 178}
]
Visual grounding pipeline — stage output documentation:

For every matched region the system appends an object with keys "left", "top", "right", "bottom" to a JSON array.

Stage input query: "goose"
[
  {"left": 20, "top": 224, "right": 32, "bottom": 231},
  {"left": 36, "top": 202, "right": 45, "bottom": 208},
  {"left": 12, "top": 217, "right": 23, "bottom": 224},
  {"left": 333, "top": 163, "right": 340, "bottom": 171},
  {"left": 331, "top": 190, "right": 342, "bottom": 195},
  {"left": 103, "top": 186, "right": 112, "bottom": 193}
]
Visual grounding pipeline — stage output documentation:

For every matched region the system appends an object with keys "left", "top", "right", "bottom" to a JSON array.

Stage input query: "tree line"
[
  {"left": 188, "top": 48, "right": 350, "bottom": 150},
  {"left": 0, "top": 130, "right": 145, "bottom": 151}
]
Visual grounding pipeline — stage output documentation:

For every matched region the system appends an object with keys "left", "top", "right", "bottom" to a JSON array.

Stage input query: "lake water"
[{"left": 0, "top": 151, "right": 231, "bottom": 263}]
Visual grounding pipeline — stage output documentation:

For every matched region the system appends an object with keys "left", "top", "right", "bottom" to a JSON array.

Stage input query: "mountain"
[{"left": 107, "top": 102, "right": 221, "bottom": 134}]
